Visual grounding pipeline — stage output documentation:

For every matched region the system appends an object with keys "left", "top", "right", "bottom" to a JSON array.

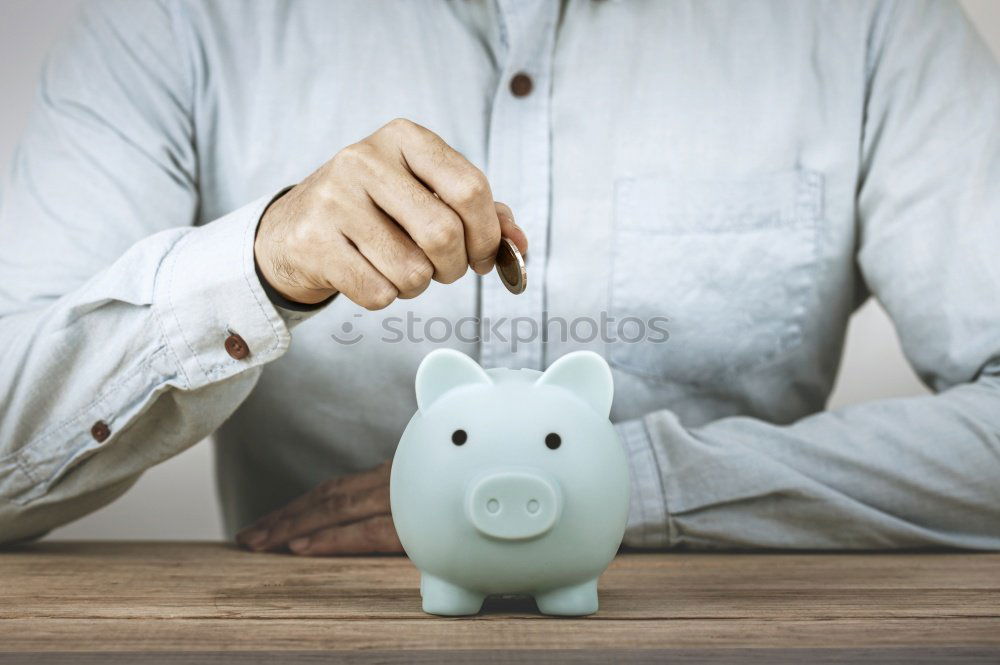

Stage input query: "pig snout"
[{"left": 465, "top": 470, "right": 562, "bottom": 541}]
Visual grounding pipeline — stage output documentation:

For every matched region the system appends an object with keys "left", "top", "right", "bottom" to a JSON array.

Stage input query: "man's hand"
[
  {"left": 235, "top": 460, "right": 401, "bottom": 555},
  {"left": 254, "top": 118, "right": 527, "bottom": 307}
]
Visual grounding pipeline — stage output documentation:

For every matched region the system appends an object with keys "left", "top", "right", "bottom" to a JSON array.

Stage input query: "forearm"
[
  {"left": 620, "top": 364, "right": 1000, "bottom": 550},
  {"left": 0, "top": 196, "right": 318, "bottom": 543},
  {"left": 0, "top": 377, "right": 258, "bottom": 544}
]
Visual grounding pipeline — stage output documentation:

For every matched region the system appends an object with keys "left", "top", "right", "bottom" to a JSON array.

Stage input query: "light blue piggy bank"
[{"left": 390, "top": 349, "right": 630, "bottom": 616}]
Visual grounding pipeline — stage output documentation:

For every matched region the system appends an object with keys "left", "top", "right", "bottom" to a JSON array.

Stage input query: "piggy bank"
[{"left": 389, "top": 349, "right": 630, "bottom": 616}]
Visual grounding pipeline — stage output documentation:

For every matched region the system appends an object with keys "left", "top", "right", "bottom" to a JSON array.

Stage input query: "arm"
[
  {"left": 0, "top": 0, "right": 303, "bottom": 543},
  {"left": 621, "top": 0, "right": 1000, "bottom": 550},
  {"left": 0, "top": 0, "right": 527, "bottom": 544}
]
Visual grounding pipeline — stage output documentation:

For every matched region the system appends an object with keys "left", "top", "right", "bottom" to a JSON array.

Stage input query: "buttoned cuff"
[
  {"left": 618, "top": 417, "right": 673, "bottom": 548},
  {"left": 154, "top": 194, "right": 295, "bottom": 390}
]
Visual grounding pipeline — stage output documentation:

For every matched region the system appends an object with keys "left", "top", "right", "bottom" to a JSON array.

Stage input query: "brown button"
[
  {"left": 224, "top": 332, "right": 250, "bottom": 360},
  {"left": 91, "top": 420, "right": 111, "bottom": 442},
  {"left": 509, "top": 72, "right": 533, "bottom": 98}
]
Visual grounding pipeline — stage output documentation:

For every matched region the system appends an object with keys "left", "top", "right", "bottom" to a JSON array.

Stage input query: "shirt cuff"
[
  {"left": 617, "top": 417, "right": 673, "bottom": 548},
  {"left": 153, "top": 194, "right": 294, "bottom": 390}
]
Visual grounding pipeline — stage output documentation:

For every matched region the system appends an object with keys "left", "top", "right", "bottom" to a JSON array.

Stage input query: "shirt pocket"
[{"left": 608, "top": 169, "right": 823, "bottom": 386}]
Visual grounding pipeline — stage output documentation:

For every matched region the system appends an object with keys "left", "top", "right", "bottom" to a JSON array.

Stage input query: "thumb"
[{"left": 494, "top": 201, "right": 528, "bottom": 258}]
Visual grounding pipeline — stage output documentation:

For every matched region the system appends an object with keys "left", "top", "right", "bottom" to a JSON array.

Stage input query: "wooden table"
[{"left": 1, "top": 542, "right": 998, "bottom": 663}]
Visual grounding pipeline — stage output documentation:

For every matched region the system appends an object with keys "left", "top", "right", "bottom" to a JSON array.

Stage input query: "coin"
[{"left": 495, "top": 237, "right": 526, "bottom": 295}]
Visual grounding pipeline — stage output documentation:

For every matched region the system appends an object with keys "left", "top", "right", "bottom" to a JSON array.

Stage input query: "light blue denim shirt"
[{"left": 1, "top": 0, "right": 999, "bottom": 548}]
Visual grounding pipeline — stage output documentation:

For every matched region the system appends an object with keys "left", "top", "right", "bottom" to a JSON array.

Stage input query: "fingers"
[
  {"left": 341, "top": 202, "right": 435, "bottom": 299},
  {"left": 236, "top": 461, "right": 392, "bottom": 550},
  {"left": 289, "top": 515, "right": 403, "bottom": 556},
  {"left": 321, "top": 234, "right": 399, "bottom": 311},
  {"left": 261, "top": 483, "right": 390, "bottom": 550},
  {"left": 236, "top": 460, "right": 392, "bottom": 544},
  {"left": 359, "top": 170, "right": 468, "bottom": 285},
  {"left": 236, "top": 462, "right": 393, "bottom": 552},
  {"left": 383, "top": 118, "right": 502, "bottom": 275}
]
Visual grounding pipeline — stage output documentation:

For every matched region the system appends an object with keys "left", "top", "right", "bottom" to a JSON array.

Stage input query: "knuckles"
[
  {"left": 453, "top": 171, "right": 490, "bottom": 208},
  {"left": 344, "top": 264, "right": 399, "bottom": 311},
  {"left": 398, "top": 259, "right": 435, "bottom": 294},
  {"left": 359, "top": 283, "right": 399, "bottom": 311},
  {"left": 419, "top": 219, "right": 463, "bottom": 255},
  {"left": 333, "top": 141, "right": 381, "bottom": 172},
  {"left": 382, "top": 117, "right": 418, "bottom": 137},
  {"left": 285, "top": 216, "right": 324, "bottom": 251}
]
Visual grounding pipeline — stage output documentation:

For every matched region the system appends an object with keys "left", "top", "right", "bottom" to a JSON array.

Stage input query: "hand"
[
  {"left": 235, "top": 460, "right": 401, "bottom": 555},
  {"left": 254, "top": 117, "right": 528, "bottom": 307}
]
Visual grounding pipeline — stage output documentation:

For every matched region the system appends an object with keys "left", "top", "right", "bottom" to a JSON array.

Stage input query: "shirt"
[{"left": 1, "top": 0, "right": 999, "bottom": 549}]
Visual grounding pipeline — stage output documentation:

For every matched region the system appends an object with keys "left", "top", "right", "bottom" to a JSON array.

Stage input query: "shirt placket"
[{"left": 479, "top": 0, "right": 559, "bottom": 371}]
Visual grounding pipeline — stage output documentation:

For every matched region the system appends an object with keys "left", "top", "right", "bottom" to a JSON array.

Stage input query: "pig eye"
[
  {"left": 545, "top": 433, "right": 561, "bottom": 450},
  {"left": 451, "top": 429, "right": 468, "bottom": 446}
]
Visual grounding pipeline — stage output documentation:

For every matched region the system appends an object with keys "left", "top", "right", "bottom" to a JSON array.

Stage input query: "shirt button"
[
  {"left": 509, "top": 72, "right": 533, "bottom": 98},
  {"left": 90, "top": 420, "right": 111, "bottom": 442},
  {"left": 224, "top": 332, "right": 250, "bottom": 360}
]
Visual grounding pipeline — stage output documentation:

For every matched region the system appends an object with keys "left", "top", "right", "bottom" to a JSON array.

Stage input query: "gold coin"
[{"left": 495, "top": 237, "right": 527, "bottom": 295}]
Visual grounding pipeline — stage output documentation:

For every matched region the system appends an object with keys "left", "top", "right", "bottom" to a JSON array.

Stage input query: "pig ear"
[
  {"left": 535, "top": 351, "right": 614, "bottom": 417},
  {"left": 415, "top": 349, "right": 492, "bottom": 412}
]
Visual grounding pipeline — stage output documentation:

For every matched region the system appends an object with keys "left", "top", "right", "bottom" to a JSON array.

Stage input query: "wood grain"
[{"left": 0, "top": 542, "right": 998, "bottom": 657}]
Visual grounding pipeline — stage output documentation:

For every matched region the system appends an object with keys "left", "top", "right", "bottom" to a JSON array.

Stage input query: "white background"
[{"left": 0, "top": 0, "right": 997, "bottom": 540}]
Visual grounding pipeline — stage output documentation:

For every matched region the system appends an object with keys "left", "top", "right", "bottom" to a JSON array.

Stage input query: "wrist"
[{"left": 254, "top": 260, "right": 336, "bottom": 311}]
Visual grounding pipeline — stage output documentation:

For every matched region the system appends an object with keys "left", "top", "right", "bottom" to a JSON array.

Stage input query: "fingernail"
[
  {"left": 473, "top": 258, "right": 494, "bottom": 274},
  {"left": 289, "top": 537, "right": 310, "bottom": 553},
  {"left": 244, "top": 529, "right": 269, "bottom": 549}
]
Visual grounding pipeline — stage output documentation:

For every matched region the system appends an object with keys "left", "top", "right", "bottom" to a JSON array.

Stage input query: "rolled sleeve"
[
  {"left": 0, "top": 345, "right": 176, "bottom": 506},
  {"left": 617, "top": 417, "right": 673, "bottom": 548}
]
